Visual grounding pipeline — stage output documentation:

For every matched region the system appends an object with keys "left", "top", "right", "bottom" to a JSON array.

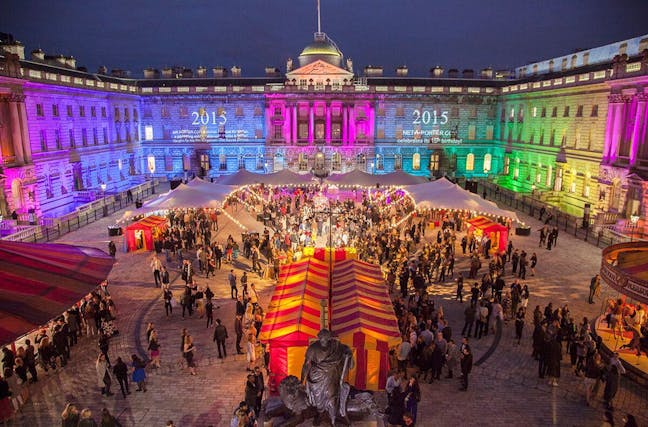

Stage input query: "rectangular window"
[
  {"left": 273, "top": 125, "right": 282, "bottom": 139},
  {"left": 576, "top": 105, "right": 583, "bottom": 117},
  {"left": 541, "top": 107, "right": 546, "bottom": 118},
  {"left": 69, "top": 129, "right": 75, "bottom": 148},
  {"left": 40, "top": 129, "right": 47, "bottom": 151},
  {"left": 101, "top": 106, "right": 107, "bottom": 117},
  {"left": 133, "top": 109, "right": 138, "bottom": 121},
  {"left": 79, "top": 106, "right": 85, "bottom": 117},
  {"left": 503, "top": 157, "right": 510, "bottom": 175},
  {"left": 67, "top": 105, "right": 73, "bottom": 117},
  {"left": 144, "top": 125, "right": 154, "bottom": 141},
  {"left": 591, "top": 105, "right": 598, "bottom": 117},
  {"left": 36, "top": 103, "right": 44, "bottom": 117},
  {"left": 429, "top": 154, "right": 440, "bottom": 172},
  {"left": 114, "top": 107, "right": 120, "bottom": 120},
  {"left": 52, "top": 104, "right": 59, "bottom": 117},
  {"left": 298, "top": 122, "right": 308, "bottom": 139},
  {"left": 395, "top": 106, "right": 405, "bottom": 117},
  {"left": 103, "top": 128, "right": 108, "bottom": 144},
  {"left": 468, "top": 125, "right": 476, "bottom": 140},
  {"left": 55, "top": 129, "right": 62, "bottom": 150},
  {"left": 563, "top": 106, "right": 570, "bottom": 117},
  {"left": 332, "top": 123, "right": 341, "bottom": 141},
  {"left": 219, "top": 154, "right": 227, "bottom": 170},
  {"left": 465, "top": 153, "right": 475, "bottom": 171},
  {"left": 179, "top": 107, "right": 188, "bottom": 118},
  {"left": 235, "top": 107, "right": 244, "bottom": 117},
  {"left": 532, "top": 106, "right": 537, "bottom": 118},
  {"left": 161, "top": 106, "right": 170, "bottom": 118},
  {"left": 124, "top": 108, "right": 130, "bottom": 120},
  {"left": 93, "top": 128, "right": 98, "bottom": 145},
  {"left": 551, "top": 107, "right": 557, "bottom": 117},
  {"left": 254, "top": 106, "right": 262, "bottom": 116},
  {"left": 91, "top": 106, "right": 96, "bottom": 117},
  {"left": 485, "top": 125, "right": 494, "bottom": 140},
  {"left": 82, "top": 128, "right": 88, "bottom": 146}
]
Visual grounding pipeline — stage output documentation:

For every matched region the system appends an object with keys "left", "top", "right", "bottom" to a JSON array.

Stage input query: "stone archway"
[{"left": 10, "top": 178, "right": 23, "bottom": 212}]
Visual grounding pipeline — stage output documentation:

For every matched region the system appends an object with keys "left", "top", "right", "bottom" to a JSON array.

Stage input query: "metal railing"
[
  {"left": 477, "top": 179, "right": 638, "bottom": 249},
  {"left": 2, "top": 180, "right": 160, "bottom": 243}
]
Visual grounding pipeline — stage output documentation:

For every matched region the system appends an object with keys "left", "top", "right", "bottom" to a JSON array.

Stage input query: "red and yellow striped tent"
[
  {"left": 331, "top": 259, "right": 401, "bottom": 391},
  {"left": 125, "top": 215, "right": 167, "bottom": 252},
  {"left": 0, "top": 241, "right": 114, "bottom": 347},
  {"left": 466, "top": 215, "right": 508, "bottom": 254},
  {"left": 259, "top": 257, "right": 329, "bottom": 391}
]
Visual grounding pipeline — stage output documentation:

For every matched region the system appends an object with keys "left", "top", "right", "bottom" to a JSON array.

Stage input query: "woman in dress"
[
  {"left": 148, "top": 330, "right": 161, "bottom": 369},
  {"left": 183, "top": 334, "right": 197, "bottom": 376},
  {"left": 130, "top": 354, "right": 147, "bottom": 392},
  {"left": 515, "top": 307, "right": 526, "bottom": 345},
  {"left": 404, "top": 376, "right": 420, "bottom": 423},
  {"left": 246, "top": 333, "right": 257, "bottom": 371}
]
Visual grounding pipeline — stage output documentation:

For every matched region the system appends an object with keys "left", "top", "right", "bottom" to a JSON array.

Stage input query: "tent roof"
[
  {"left": 259, "top": 258, "right": 329, "bottom": 344},
  {"left": 262, "top": 169, "right": 317, "bottom": 186},
  {"left": 214, "top": 169, "right": 265, "bottom": 186},
  {"left": 125, "top": 215, "right": 167, "bottom": 231},
  {"left": 466, "top": 215, "right": 508, "bottom": 231},
  {"left": 331, "top": 260, "right": 401, "bottom": 349},
  {"left": 142, "top": 184, "right": 226, "bottom": 210},
  {"left": 404, "top": 178, "right": 519, "bottom": 221},
  {"left": 326, "top": 169, "right": 380, "bottom": 187},
  {"left": 0, "top": 241, "right": 114, "bottom": 346},
  {"left": 374, "top": 170, "right": 428, "bottom": 186}
]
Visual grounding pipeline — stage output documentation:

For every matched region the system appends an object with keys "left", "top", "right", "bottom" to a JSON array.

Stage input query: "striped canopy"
[
  {"left": 331, "top": 259, "right": 401, "bottom": 349},
  {"left": 0, "top": 241, "right": 115, "bottom": 346},
  {"left": 259, "top": 257, "right": 329, "bottom": 346}
]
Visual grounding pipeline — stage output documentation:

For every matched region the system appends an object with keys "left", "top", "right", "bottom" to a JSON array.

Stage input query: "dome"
[{"left": 297, "top": 33, "right": 343, "bottom": 68}]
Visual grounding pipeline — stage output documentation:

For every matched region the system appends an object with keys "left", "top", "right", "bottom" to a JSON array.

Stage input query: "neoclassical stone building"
[{"left": 0, "top": 30, "right": 647, "bottom": 230}]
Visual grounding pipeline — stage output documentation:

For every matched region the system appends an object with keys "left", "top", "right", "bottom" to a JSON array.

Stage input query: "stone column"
[
  {"left": 342, "top": 103, "right": 348, "bottom": 145},
  {"left": 17, "top": 98, "right": 32, "bottom": 164},
  {"left": 348, "top": 104, "right": 355, "bottom": 145},
  {"left": 0, "top": 98, "right": 16, "bottom": 161},
  {"left": 308, "top": 103, "right": 314, "bottom": 144},
  {"left": 325, "top": 102, "right": 331, "bottom": 144},
  {"left": 8, "top": 96, "right": 25, "bottom": 165},
  {"left": 630, "top": 94, "right": 647, "bottom": 164},
  {"left": 292, "top": 103, "right": 298, "bottom": 144}
]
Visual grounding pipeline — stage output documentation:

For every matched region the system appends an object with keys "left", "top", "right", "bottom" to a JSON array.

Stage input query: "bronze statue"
[{"left": 300, "top": 329, "right": 354, "bottom": 426}]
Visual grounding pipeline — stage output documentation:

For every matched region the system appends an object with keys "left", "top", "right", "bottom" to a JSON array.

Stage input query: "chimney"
[
  {"left": 430, "top": 66, "right": 444, "bottom": 77},
  {"left": 161, "top": 67, "right": 173, "bottom": 78},
  {"left": 364, "top": 65, "right": 383, "bottom": 77},
  {"left": 31, "top": 48, "right": 45, "bottom": 61},
  {"left": 265, "top": 66, "right": 279, "bottom": 77},
  {"left": 2, "top": 41, "right": 24, "bottom": 59},
  {"left": 144, "top": 68, "right": 160, "bottom": 79},
  {"left": 396, "top": 66, "right": 408, "bottom": 77},
  {"left": 480, "top": 67, "right": 494, "bottom": 79},
  {"left": 346, "top": 58, "right": 353, "bottom": 73},
  {"left": 97, "top": 65, "right": 108, "bottom": 74},
  {"left": 196, "top": 66, "right": 207, "bottom": 77},
  {"left": 447, "top": 69, "right": 459, "bottom": 78},
  {"left": 462, "top": 69, "right": 474, "bottom": 79},
  {"left": 230, "top": 66, "right": 241, "bottom": 77},
  {"left": 213, "top": 66, "right": 227, "bottom": 77},
  {"left": 55, "top": 54, "right": 67, "bottom": 66},
  {"left": 65, "top": 56, "right": 76, "bottom": 69}
]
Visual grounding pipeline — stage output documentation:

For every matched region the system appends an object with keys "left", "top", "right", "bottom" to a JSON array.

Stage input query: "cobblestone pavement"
[{"left": 9, "top": 200, "right": 648, "bottom": 426}]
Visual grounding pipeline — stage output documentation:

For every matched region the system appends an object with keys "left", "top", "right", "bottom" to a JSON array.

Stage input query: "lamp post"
[
  {"left": 630, "top": 214, "right": 640, "bottom": 242},
  {"left": 100, "top": 183, "right": 108, "bottom": 217}
]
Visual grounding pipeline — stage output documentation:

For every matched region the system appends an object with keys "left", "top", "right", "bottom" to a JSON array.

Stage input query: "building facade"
[{"left": 1, "top": 31, "right": 647, "bottom": 231}]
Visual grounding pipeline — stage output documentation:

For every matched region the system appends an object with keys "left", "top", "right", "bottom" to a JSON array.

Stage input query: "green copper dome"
[{"left": 297, "top": 33, "right": 344, "bottom": 68}]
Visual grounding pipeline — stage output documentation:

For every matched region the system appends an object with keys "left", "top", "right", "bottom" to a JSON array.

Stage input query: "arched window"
[
  {"left": 273, "top": 152, "right": 284, "bottom": 172},
  {"left": 466, "top": 153, "right": 475, "bottom": 171},
  {"left": 11, "top": 179, "right": 23, "bottom": 210},
  {"left": 376, "top": 154, "right": 384, "bottom": 171},
  {"left": 219, "top": 153, "right": 227, "bottom": 170},
  {"left": 147, "top": 155, "right": 156, "bottom": 174},
  {"left": 412, "top": 153, "right": 421, "bottom": 171},
  {"left": 356, "top": 154, "right": 366, "bottom": 169},
  {"left": 394, "top": 154, "right": 402, "bottom": 170},
  {"left": 483, "top": 153, "right": 492, "bottom": 173},
  {"left": 238, "top": 155, "right": 246, "bottom": 170}
]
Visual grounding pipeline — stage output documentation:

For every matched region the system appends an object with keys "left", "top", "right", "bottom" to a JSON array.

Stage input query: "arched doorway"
[
  {"left": 273, "top": 152, "right": 284, "bottom": 172},
  {"left": 11, "top": 178, "right": 23, "bottom": 212}
]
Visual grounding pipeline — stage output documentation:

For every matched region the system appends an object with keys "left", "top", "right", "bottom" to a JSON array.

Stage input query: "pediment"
[{"left": 287, "top": 60, "right": 353, "bottom": 79}]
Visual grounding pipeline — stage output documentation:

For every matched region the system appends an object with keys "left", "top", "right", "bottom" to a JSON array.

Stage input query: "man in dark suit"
[{"left": 213, "top": 318, "right": 228, "bottom": 358}]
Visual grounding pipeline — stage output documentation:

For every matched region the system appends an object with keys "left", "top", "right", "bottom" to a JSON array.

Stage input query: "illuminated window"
[
  {"left": 536, "top": 171, "right": 542, "bottom": 183},
  {"left": 429, "top": 153, "right": 440, "bottom": 172},
  {"left": 298, "top": 153, "right": 308, "bottom": 171},
  {"left": 144, "top": 125, "right": 153, "bottom": 141},
  {"left": 465, "top": 153, "right": 475, "bottom": 171},
  {"left": 546, "top": 165, "right": 553, "bottom": 186},
  {"left": 486, "top": 125, "right": 494, "bottom": 140},
  {"left": 256, "top": 154, "right": 264, "bottom": 170},
  {"left": 332, "top": 152, "right": 341, "bottom": 171},
  {"left": 412, "top": 153, "right": 421, "bottom": 171},
  {"left": 394, "top": 154, "right": 402, "bottom": 170},
  {"left": 503, "top": 157, "right": 510, "bottom": 175},
  {"left": 509, "top": 108, "right": 515, "bottom": 120},
  {"left": 376, "top": 154, "right": 384, "bottom": 170},
  {"left": 513, "top": 158, "right": 520, "bottom": 180},
  {"left": 238, "top": 156, "right": 246, "bottom": 170},
  {"left": 583, "top": 172, "right": 591, "bottom": 197},
  {"left": 570, "top": 181, "right": 576, "bottom": 193},
  {"left": 219, "top": 154, "right": 227, "bottom": 170},
  {"left": 147, "top": 155, "right": 156, "bottom": 174},
  {"left": 468, "top": 125, "right": 476, "bottom": 140},
  {"left": 532, "top": 107, "right": 537, "bottom": 118},
  {"left": 332, "top": 123, "right": 341, "bottom": 141},
  {"left": 483, "top": 154, "right": 492, "bottom": 173},
  {"left": 298, "top": 123, "right": 309, "bottom": 139},
  {"left": 357, "top": 154, "right": 367, "bottom": 170},
  {"left": 201, "top": 154, "right": 211, "bottom": 171}
]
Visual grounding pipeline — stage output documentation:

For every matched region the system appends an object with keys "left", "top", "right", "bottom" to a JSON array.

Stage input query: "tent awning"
[{"left": 0, "top": 241, "right": 114, "bottom": 346}]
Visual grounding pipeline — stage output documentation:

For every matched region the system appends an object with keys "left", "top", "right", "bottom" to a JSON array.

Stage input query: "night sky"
[{"left": 2, "top": 0, "right": 647, "bottom": 78}]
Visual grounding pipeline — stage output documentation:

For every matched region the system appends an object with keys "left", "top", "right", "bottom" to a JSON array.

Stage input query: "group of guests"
[
  {"left": 0, "top": 283, "right": 119, "bottom": 423},
  {"left": 60, "top": 404, "right": 122, "bottom": 427}
]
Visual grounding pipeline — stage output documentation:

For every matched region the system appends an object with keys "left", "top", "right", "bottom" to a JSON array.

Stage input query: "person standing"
[
  {"left": 461, "top": 304, "right": 476, "bottom": 338},
  {"left": 603, "top": 352, "right": 626, "bottom": 410},
  {"left": 514, "top": 307, "right": 526, "bottom": 345},
  {"left": 546, "top": 338, "right": 562, "bottom": 386},
  {"left": 403, "top": 376, "right": 420, "bottom": 423},
  {"left": 150, "top": 255, "right": 162, "bottom": 287},
  {"left": 112, "top": 357, "right": 130, "bottom": 398},
  {"left": 161, "top": 266, "right": 170, "bottom": 288},
  {"left": 96, "top": 353, "right": 113, "bottom": 396},
  {"left": 588, "top": 274, "right": 601, "bottom": 304},
  {"left": 244, "top": 374, "right": 258, "bottom": 417},
  {"left": 163, "top": 287, "right": 173, "bottom": 317},
  {"left": 184, "top": 335, "right": 197, "bottom": 376},
  {"left": 530, "top": 252, "right": 537, "bottom": 276},
  {"left": 584, "top": 352, "right": 603, "bottom": 406},
  {"left": 108, "top": 241, "right": 117, "bottom": 257},
  {"left": 235, "top": 314, "right": 244, "bottom": 354},
  {"left": 253, "top": 366, "right": 265, "bottom": 416},
  {"left": 246, "top": 333, "right": 257, "bottom": 371},
  {"left": 229, "top": 270, "right": 238, "bottom": 300},
  {"left": 455, "top": 276, "right": 464, "bottom": 302},
  {"left": 148, "top": 330, "right": 161, "bottom": 369},
  {"left": 205, "top": 299, "right": 214, "bottom": 328},
  {"left": 459, "top": 344, "right": 473, "bottom": 391},
  {"left": 131, "top": 354, "right": 147, "bottom": 392},
  {"left": 213, "top": 319, "right": 228, "bottom": 358}
]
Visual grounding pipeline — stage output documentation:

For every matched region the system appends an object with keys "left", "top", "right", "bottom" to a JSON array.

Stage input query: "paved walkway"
[{"left": 9, "top": 199, "right": 648, "bottom": 426}]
